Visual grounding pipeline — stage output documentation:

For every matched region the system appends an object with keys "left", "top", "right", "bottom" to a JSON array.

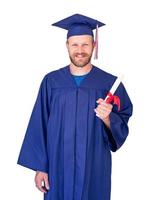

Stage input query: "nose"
[{"left": 77, "top": 46, "right": 84, "bottom": 54}]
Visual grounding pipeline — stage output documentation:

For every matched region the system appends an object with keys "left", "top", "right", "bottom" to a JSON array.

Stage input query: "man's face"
[{"left": 66, "top": 35, "right": 94, "bottom": 68}]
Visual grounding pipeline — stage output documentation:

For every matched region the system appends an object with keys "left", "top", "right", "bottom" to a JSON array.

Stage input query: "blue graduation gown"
[{"left": 17, "top": 65, "right": 133, "bottom": 200}]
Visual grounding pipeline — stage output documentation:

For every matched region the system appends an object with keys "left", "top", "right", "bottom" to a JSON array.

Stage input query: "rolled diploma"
[{"left": 104, "top": 74, "right": 124, "bottom": 101}]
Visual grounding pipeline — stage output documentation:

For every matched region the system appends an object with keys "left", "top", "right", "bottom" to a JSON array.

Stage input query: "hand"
[
  {"left": 94, "top": 98, "right": 113, "bottom": 128},
  {"left": 34, "top": 171, "right": 50, "bottom": 193}
]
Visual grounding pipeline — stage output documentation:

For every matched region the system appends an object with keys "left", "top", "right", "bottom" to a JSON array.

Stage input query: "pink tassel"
[{"left": 94, "top": 24, "right": 98, "bottom": 59}]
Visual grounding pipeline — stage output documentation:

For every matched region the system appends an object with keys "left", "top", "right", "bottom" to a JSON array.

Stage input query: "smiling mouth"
[
  {"left": 75, "top": 54, "right": 87, "bottom": 58},
  {"left": 76, "top": 55, "right": 84, "bottom": 58}
]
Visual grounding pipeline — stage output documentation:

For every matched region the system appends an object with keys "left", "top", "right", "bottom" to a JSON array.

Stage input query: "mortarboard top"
[{"left": 52, "top": 14, "right": 105, "bottom": 39}]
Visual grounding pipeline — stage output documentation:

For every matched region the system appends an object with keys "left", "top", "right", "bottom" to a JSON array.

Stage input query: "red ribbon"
[{"left": 105, "top": 92, "right": 121, "bottom": 111}]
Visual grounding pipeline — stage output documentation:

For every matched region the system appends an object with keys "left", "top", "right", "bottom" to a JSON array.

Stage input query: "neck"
[{"left": 69, "top": 63, "right": 92, "bottom": 75}]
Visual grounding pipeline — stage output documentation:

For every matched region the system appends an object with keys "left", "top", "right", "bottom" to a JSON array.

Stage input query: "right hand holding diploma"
[{"left": 35, "top": 171, "right": 50, "bottom": 193}]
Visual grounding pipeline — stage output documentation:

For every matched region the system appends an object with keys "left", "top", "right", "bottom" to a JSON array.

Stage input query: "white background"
[{"left": 0, "top": 0, "right": 158, "bottom": 199}]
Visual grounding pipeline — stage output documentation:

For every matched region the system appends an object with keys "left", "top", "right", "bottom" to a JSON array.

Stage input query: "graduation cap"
[{"left": 52, "top": 14, "right": 106, "bottom": 59}]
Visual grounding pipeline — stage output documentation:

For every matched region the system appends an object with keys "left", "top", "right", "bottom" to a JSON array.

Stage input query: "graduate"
[{"left": 17, "top": 14, "right": 133, "bottom": 200}]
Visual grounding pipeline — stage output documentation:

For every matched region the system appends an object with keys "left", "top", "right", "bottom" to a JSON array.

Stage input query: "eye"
[
  {"left": 71, "top": 43, "right": 78, "bottom": 47},
  {"left": 82, "top": 43, "right": 89, "bottom": 47}
]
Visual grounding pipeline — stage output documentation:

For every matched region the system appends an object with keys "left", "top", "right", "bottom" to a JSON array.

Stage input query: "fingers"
[
  {"left": 97, "top": 104, "right": 112, "bottom": 112},
  {"left": 43, "top": 175, "right": 50, "bottom": 190},
  {"left": 96, "top": 98, "right": 104, "bottom": 104},
  {"left": 36, "top": 184, "right": 47, "bottom": 193},
  {"left": 95, "top": 99, "right": 113, "bottom": 111},
  {"left": 95, "top": 98, "right": 113, "bottom": 119},
  {"left": 35, "top": 172, "right": 50, "bottom": 193},
  {"left": 94, "top": 108, "right": 109, "bottom": 119},
  {"left": 35, "top": 178, "right": 47, "bottom": 193}
]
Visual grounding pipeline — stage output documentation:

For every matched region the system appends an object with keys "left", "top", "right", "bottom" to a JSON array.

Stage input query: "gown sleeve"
[
  {"left": 17, "top": 75, "right": 52, "bottom": 173},
  {"left": 103, "top": 83, "right": 133, "bottom": 152}
]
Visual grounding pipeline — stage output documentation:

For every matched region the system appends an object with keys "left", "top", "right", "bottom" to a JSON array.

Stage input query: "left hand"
[
  {"left": 94, "top": 98, "right": 113, "bottom": 125},
  {"left": 35, "top": 171, "right": 50, "bottom": 193}
]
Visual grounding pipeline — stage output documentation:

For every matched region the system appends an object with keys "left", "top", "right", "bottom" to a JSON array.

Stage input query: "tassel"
[{"left": 94, "top": 24, "right": 98, "bottom": 60}]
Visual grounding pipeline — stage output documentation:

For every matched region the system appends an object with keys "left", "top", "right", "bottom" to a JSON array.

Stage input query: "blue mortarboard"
[{"left": 52, "top": 14, "right": 105, "bottom": 39}]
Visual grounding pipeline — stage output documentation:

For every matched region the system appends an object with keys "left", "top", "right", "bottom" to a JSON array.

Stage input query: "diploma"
[
  {"left": 105, "top": 75, "right": 123, "bottom": 101},
  {"left": 104, "top": 75, "right": 124, "bottom": 110}
]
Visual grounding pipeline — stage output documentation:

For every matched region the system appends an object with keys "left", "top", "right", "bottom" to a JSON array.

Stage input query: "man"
[{"left": 17, "top": 14, "right": 133, "bottom": 200}]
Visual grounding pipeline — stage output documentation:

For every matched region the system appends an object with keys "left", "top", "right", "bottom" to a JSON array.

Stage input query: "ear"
[
  {"left": 93, "top": 40, "right": 96, "bottom": 48},
  {"left": 92, "top": 41, "right": 96, "bottom": 52},
  {"left": 66, "top": 40, "right": 69, "bottom": 49}
]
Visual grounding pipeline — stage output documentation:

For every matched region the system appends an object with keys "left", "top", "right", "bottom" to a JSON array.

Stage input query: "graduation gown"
[{"left": 17, "top": 65, "right": 133, "bottom": 200}]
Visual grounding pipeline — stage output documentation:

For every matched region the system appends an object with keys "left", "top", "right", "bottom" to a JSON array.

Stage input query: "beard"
[{"left": 69, "top": 52, "right": 92, "bottom": 68}]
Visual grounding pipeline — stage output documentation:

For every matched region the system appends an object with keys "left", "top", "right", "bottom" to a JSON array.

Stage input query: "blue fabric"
[
  {"left": 73, "top": 74, "right": 88, "bottom": 86},
  {"left": 17, "top": 65, "right": 133, "bottom": 200},
  {"left": 52, "top": 14, "right": 105, "bottom": 39}
]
